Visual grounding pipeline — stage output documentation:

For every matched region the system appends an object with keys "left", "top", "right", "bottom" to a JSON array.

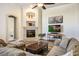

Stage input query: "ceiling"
[
  {"left": 17, "top": 3, "right": 68, "bottom": 9},
  {"left": 43, "top": 3, "right": 67, "bottom": 8}
]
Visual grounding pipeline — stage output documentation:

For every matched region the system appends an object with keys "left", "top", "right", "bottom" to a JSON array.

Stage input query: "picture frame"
[{"left": 48, "top": 16, "right": 63, "bottom": 24}]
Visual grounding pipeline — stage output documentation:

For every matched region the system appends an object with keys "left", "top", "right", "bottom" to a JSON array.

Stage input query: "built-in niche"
[
  {"left": 26, "top": 12, "right": 35, "bottom": 19},
  {"left": 26, "top": 21, "right": 35, "bottom": 27}
]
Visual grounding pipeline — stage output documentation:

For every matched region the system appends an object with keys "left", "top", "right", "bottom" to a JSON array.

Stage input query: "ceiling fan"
[{"left": 32, "top": 3, "right": 55, "bottom": 10}]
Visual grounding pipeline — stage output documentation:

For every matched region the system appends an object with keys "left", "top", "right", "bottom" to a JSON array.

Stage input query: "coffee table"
[{"left": 26, "top": 42, "right": 48, "bottom": 54}]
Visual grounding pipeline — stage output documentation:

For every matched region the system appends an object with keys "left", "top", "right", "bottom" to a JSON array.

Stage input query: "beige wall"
[{"left": 0, "top": 3, "right": 22, "bottom": 41}]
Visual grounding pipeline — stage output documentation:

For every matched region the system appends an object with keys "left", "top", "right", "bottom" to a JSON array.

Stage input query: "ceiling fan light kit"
[{"left": 37, "top": 3, "right": 43, "bottom": 7}]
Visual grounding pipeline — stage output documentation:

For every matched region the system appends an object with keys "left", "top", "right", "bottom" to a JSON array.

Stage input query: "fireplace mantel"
[{"left": 24, "top": 27, "right": 38, "bottom": 30}]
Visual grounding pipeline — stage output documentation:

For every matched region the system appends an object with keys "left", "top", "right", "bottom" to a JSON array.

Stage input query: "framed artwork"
[
  {"left": 48, "top": 16, "right": 63, "bottom": 24},
  {"left": 26, "top": 21, "right": 35, "bottom": 27}
]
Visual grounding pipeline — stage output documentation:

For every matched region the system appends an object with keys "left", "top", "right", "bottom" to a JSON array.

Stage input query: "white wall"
[
  {"left": 42, "top": 4, "right": 79, "bottom": 40},
  {"left": 0, "top": 3, "right": 22, "bottom": 41}
]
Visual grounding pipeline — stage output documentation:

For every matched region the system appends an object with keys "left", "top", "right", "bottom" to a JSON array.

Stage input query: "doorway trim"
[{"left": 6, "top": 15, "right": 17, "bottom": 42}]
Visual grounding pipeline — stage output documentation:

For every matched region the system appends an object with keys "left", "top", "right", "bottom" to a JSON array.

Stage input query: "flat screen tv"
[{"left": 48, "top": 25, "right": 61, "bottom": 33}]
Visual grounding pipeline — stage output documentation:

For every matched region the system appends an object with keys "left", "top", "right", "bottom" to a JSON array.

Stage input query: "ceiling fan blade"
[
  {"left": 44, "top": 3, "right": 55, "bottom": 5},
  {"left": 32, "top": 5, "right": 37, "bottom": 9},
  {"left": 42, "top": 5, "right": 46, "bottom": 9}
]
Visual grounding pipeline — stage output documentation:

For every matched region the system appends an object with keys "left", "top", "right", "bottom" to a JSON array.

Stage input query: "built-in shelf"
[{"left": 48, "top": 16, "right": 63, "bottom": 40}]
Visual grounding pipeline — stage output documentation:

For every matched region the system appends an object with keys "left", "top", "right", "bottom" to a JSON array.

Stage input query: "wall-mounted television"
[{"left": 48, "top": 25, "right": 61, "bottom": 33}]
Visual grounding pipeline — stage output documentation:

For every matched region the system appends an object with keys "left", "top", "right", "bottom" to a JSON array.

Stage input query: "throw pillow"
[
  {"left": 73, "top": 43, "right": 79, "bottom": 56},
  {"left": 67, "top": 38, "right": 79, "bottom": 52},
  {"left": 47, "top": 46, "right": 66, "bottom": 56}
]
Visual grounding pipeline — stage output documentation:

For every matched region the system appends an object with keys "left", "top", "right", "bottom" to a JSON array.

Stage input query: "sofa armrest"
[{"left": 62, "top": 50, "right": 73, "bottom": 56}]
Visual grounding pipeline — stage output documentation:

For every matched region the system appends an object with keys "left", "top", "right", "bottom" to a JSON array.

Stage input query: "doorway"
[{"left": 7, "top": 15, "right": 16, "bottom": 41}]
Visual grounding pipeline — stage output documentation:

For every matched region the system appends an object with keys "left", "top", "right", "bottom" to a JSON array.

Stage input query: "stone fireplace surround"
[{"left": 23, "top": 27, "right": 38, "bottom": 39}]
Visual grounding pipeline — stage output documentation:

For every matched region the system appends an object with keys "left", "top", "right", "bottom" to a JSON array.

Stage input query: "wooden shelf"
[
  {"left": 48, "top": 33, "right": 64, "bottom": 37},
  {"left": 47, "top": 33, "right": 64, "bottom": 40}
]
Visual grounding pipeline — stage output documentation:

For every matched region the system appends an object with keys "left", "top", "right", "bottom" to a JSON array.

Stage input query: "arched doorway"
[{"left": 7, "top": 15, "right": 16, "bottom": 41}]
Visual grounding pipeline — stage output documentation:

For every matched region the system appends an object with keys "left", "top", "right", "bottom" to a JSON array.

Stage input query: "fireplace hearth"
[{"left": 26, "top": 30, "right": 35, "bottom": 37}]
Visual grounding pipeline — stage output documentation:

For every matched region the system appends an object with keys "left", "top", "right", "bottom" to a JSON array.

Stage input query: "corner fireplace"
[{"left": 26, "top": 30, "right": 35, "bottom": 37}]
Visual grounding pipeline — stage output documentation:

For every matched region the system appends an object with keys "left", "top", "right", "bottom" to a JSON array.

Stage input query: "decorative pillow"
[
  {"left": 67, "top": 38, "right": 79, "bottom": 52},
  {"left": 47, "top": 46, "right": 66, "bottom": 56},
  {"left": 73, "top": 44, "right": 79, "bottom": 56},
  {"left": 0, "top": 39, "right": 7, "bottom": 47},
  {"left": 59, "top": 38, "right": 70, "bottom": 49}
]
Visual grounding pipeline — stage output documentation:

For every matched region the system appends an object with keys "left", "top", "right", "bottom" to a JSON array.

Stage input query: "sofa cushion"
[
  {"left": 25, "top": 52, "right": 37, "bottom": 56},
  {"left": 54, "top": 40, "right": 61, "bottom": 46},
  {"left": 67, "top": 38, "right": 79, "bottom": 52},
  {"left": 7, "top": 41, "right": 25, "bottom": 50},
  {"left": 62, "top": 50, "right": 73, "bottom": 56},
  {"left": 7, "top": 43, "right": 17, "bottom": 48},
  {"left": 47, "top": 46, "right": 66, "bottom": 56},
  {"left": 59, "top": 37, "right": 70, "bottom": 49}
]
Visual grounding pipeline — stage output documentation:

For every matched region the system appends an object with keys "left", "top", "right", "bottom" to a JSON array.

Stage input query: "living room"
[{"left": 0, "top": 3, "right": 79, "bottom": 56}]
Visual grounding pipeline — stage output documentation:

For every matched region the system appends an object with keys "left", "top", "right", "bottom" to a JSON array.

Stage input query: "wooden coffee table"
[{"left": 26, "top": 42, "right": 48, "bottom": 54}]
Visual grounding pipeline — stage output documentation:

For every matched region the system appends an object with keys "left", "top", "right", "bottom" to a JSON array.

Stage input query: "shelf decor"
[{"left": 26, "top": 21, "right": 35, "bottom": 27}]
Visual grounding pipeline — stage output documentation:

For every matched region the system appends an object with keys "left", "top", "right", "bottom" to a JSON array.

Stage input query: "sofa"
[
  {"left": 0, "top": 37, "right": 79, "bottom": 56},
  {"left": 0, "top": 39, "right": 35, "bottom": 56},
  {"left": 47, "top": 37, "right": 79, "bottom": 56}
]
